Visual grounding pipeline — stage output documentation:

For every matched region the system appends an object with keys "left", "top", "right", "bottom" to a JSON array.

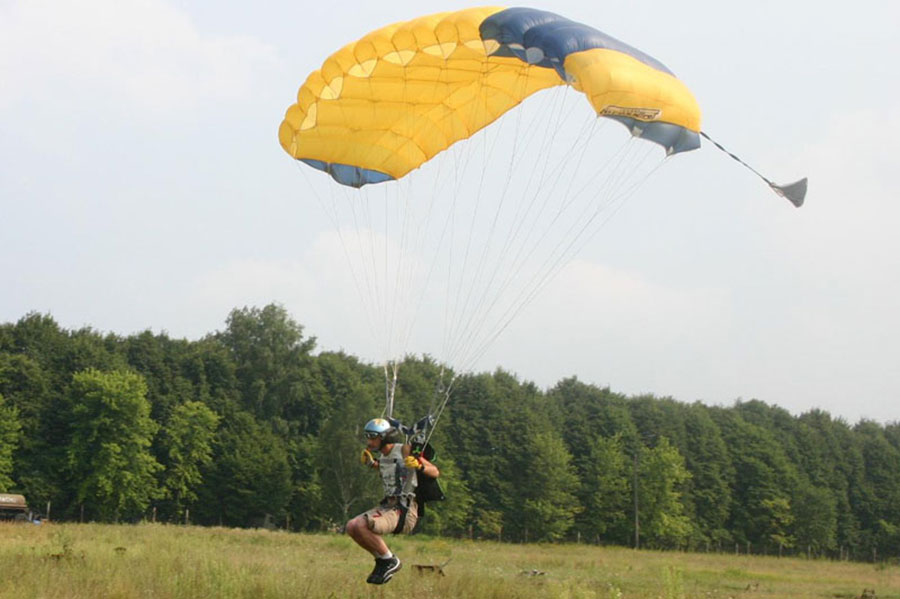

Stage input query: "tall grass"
[{"left": 0, "top": 522, "right": 896, "bottom": 599}]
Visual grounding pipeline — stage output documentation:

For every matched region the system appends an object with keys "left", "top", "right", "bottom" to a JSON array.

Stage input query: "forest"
[{"left": 0, "top": 304, "right": 898, "bottom": 562}]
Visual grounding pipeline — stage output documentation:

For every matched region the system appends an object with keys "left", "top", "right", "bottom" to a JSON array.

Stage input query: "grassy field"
[{"left": 0, "top": 522, "right": 896, "bottom": 599}]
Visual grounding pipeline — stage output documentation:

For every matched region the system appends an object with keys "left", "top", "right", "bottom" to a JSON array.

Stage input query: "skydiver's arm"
[
  {"left": 418, "top": 456, "right": 439, "bottom": 478},
  {"left": 402, "top": 444, "right": 439, "bottom": 477}
]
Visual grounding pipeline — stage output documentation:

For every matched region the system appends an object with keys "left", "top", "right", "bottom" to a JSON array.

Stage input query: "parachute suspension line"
[
  {"left": 527, "top": 139, "right": 660, "bottom": 283},
  {"left": 448, "top": 113, "right": 601, "bottom": 366},
  {"left": 700, "top": 131, "right": 807, "bottom": 207},
  {"left": 386, "top": 176, "right": 407, "bottom": 361},
  {"left": 394, "top": 140, "right": 452, "bottom": 364},
  {"left": 442, "top": 60, "right": 495, "bottom": 342},
  {"left": 376, "top": 58, "right": 415, "bottom": 367},
  {"left": 457, "top": 138, "right": 665, "bottom": 374},
  {"left": 424, "top": 379, "right": 455, "bottom": 448},
  {"left": 396, "top": 61, "right": 508, "bottom": 440},
  {"left": 444, "top": 72, "right": 498, "bottom": 354},
  {"left": 534, "top": 141, "right": 663, "bottom": 276},
  {"left": 444, "top": 89, "right": 602, "bottom": 369},
  {"left": 485, "top": 86, "right": 579, "bottom": 276},
  {"left": 442, "top": 73, "right": 573, "bottom": 369},
  {"left": 319, "top": 73, "right": 399, "bottom": 363},
  {"left": 350, "top": 184, "right": 390, "bottom": 360},
  {"left": 404, "top": 170, "right": 451, "bottom": 361},
  {"left": 395, "top": 52, "right": 474, "bottom": 365},
  {"left": 441, "top": 65, "right": 499, "bottom": 365},
  {"left": 422, "top": 366, "right": 459, "bottom": 449},
  {"left": 442, "top": 69, "right": 534, "bottom": 365},
  {"left": 426, "top": 365, "right": 449, "bottom": 419},
  {"left": 482, "top": 99, "right": 599, "bottom": 289},
  {"left": 449, "top": 122, "right": 604, "bottom": 371},
  {"left": 296, "top": 164, "right": 383, "bottom": 354},
  {"left": 325, "top": 70, "right": 389, "bottom": 363},
  {"left": 442, "top": 90, "right": 583, "bottom": 367}
]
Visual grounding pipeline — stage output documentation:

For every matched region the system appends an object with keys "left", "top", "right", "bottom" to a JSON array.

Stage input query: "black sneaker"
[
  {"left": 365, "top": 560, "right": 379, "bottom": 584},
  {"left": 367, "top": 556, "right": 401, "bottom": 585}
]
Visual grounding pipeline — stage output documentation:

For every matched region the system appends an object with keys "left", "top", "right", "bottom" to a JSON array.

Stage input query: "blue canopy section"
[
  {"left": 606, "top": 118, "right": 700, "bottom": 154},
  {"left": 479, "top": 8, "right": 673, "bottom": 79},
  {"left": 479, "top": 7, "right": 699, "bottom": 155},
  {"left": 301, "top": 159, "right": 395, "bottom": 188}
]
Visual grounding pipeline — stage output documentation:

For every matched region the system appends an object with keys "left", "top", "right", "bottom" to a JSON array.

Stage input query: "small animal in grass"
[{"left": 412, "top": 559, "right": 451, "bottom": 576}]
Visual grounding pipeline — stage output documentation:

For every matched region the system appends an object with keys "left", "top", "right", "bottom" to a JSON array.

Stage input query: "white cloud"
[
  {"left": 484, "top": 258, "right": 735, "bottom": 392},
  {"left": 0, "top": 0, "right": 278, "bottom": 113},
  {"left": 184, "top": 231, "right": 389, "bottom": 359}
]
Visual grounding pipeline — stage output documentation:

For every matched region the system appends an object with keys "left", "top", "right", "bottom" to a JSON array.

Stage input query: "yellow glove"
[
  {"left": 360, "top": 449, "right": 376, "bottom": 467},
  {"left": 404, "top": 455, "right": 422, "bottom": 471}
]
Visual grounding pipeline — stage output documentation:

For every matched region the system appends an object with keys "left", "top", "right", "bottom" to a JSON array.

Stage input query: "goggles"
[{"left": 364, "top": 431, "right": 382, "bottom": 440}]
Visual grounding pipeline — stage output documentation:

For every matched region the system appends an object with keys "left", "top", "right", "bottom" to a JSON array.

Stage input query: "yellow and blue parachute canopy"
[{"left": 279, "top": 7, "right": 701, "bottom": 188}]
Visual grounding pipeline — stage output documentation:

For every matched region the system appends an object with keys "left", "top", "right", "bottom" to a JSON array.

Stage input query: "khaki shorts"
[{"left": 360, "top": 498, "right": 418, "bottom": 535}]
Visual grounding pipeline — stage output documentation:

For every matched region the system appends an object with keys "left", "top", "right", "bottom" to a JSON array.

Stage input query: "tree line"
[{"left": 1, "top": 304, "right": 898, "bottom": 561}]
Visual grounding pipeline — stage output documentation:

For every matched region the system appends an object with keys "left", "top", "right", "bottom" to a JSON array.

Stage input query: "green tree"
[
  {"left": 218, "top": 305, "right": 331, "bottom": 527},
  {"left": 682, "top": 403, "right": 733, "bottom": 549},
  {"left": 518, "top": 431, "right": 580, "bottom": 542},
  {"left": 316, "top": 418, "right": 379, "bottom": 528},
  {"left": 160, "top": 400, "right": 219, "bottom": 519},
  {"left": 217, "top": 304, "right": 322, "bottom": 427},
  {"left": 417, "top": 453, "right": 473, "bottom": 537},
  {"left": 0, "top": 393, "right": 21, "bottom": 491},
  {"left": 798, "top": 410, "right": 862, "bottom": 556},
  {"left": 636, "top": 437, "right": 693, "bottom": 548},
  {"left": 197, "top": 410, "right": 292, "bottom": 527},
  {"left": 67, "top": 369, "right": 162, "bottom": 521},
  {"left": 792, "top": 481, "right": 837, "bottom": 556},
  {"left": 713, "top": 408, "right": 799, "bottom": 549},
  {"left": 761, "top": 496, "right": 794, "bottom": 551},
  {"left": 575, "top": 433, "right": 631, "bottom": 544},
  {"left": 548, "top": 377, "right": 636, "bottom": 463},
  {"left": 1, "top": 326, "right": 75, "bottom": 507},
  {"left": 314, "top": 353, "right": 380, "bottom": 527},
  {"left": 475, "top": 508, "right": 503, "bottom": 540},
  {"left": 284, "top": 433, "right": 323, "bottom": 530},
  {"left": 442, "top": 371, "right": 520, "bottom": 535},
  {"left": 854, "top": 420, "right": 900, "bottom": 556}
]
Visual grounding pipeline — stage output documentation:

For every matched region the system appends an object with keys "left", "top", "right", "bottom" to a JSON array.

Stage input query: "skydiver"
[{"left": 345, "top": 417, "right": 440, "bottom": 585}]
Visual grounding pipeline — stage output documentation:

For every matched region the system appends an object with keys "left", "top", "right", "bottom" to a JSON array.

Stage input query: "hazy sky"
[{"left": 2, "top": 0, "right": 898, "bottom": 424}]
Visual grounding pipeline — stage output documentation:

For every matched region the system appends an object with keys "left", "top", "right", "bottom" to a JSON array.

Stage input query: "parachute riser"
[
  {"left": 422, "top": 371, "right": 457, "bottom": 449},
  {"left": 384, "top": 368, "right": 456, "bottom": 451},
  {"left": 383, "top": 361, "right": 400, "bottom": 419}
]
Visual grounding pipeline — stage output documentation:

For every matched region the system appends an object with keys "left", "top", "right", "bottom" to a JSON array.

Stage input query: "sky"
[{"left": 2, "top": 0, "right": 899, "bottom": 425}]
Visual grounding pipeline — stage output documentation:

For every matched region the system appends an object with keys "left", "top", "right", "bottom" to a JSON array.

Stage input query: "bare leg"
[{"left": 346, "top": 516, "right": 390, "bottom": 557}]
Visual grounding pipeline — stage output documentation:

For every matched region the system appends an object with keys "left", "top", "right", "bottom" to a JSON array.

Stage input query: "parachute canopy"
[{"left": 278, "top": 6, "right": 701, "bottom": 187}]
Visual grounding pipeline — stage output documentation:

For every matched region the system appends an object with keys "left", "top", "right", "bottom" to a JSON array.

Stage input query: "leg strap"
[{"left": 392, "top": 503, "right": 409, "bottom": 534}]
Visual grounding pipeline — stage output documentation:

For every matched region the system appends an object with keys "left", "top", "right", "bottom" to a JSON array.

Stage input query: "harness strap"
[
  {"left": 392, "top": 503, "right": 409, "bottom": 535},
  {"left": 386, "top": 496, "right": 413, "bottom": 534}
]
